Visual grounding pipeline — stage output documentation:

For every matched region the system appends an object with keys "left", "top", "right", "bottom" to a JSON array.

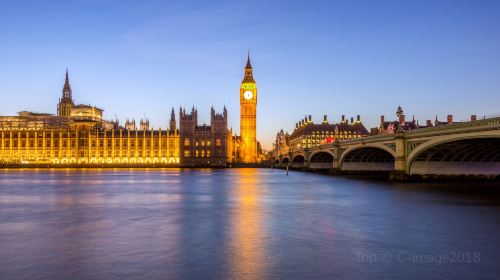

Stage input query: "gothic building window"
[{"left": 184, "top": 138, "right": 190, "bottom": 146}]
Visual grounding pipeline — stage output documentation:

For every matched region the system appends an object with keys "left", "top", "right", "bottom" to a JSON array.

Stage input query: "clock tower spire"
[{"left": 239, "top": 51, "right": 258, "bottom": 163}]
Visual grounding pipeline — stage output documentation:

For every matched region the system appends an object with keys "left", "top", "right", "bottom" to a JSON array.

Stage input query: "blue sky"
[{"left": 1, "top": 0, "right": 499, "bottom": 149}]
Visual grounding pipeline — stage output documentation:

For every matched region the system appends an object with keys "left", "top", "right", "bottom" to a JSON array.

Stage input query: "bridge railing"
[
  {"left": 404, "top": 117, "right": 500, "bottom": 137},
  {"left": 293, "top": 117, "right": 500, "bottom": 154},
  {"left": 338, "top": 134, "right": 395, "bottom": 144},
  {"left": 303, "top": 134, "right": 395, "bottom": 152}
]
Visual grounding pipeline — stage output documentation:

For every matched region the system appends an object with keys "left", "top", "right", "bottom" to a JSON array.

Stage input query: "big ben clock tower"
[{"left": 240, "top": 52, "right": 258, "bottom": 163}]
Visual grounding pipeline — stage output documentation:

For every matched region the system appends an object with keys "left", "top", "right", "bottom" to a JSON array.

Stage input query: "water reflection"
[
  {"left": 229, "top": 169, "right": 267, "bottom": 280},
  {"left": 0, "top": 169, "right": 499, "bottom": 279}
]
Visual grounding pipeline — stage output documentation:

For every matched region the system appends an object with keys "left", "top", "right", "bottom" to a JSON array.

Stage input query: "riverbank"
[{"left": 0, "top": 163, "right": 267, "bottom": 169}]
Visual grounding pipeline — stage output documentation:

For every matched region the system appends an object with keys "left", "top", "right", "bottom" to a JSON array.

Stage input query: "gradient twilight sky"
[{"left": 1, "top": 0, "right": 499, "bottom": 149}]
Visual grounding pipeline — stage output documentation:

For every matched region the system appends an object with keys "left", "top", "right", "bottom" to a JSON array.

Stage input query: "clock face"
[{"left": 244, "top": 90, "right": 253, "bottom": 100}]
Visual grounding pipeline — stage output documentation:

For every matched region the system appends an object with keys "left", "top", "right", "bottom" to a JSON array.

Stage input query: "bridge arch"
[
  {"left": 291, "top": 154, "right": 305, "bottom": 168},
  {"left": 281, "top": 157, "right": 290, "bottom": 167},
  {"left": 308, "top": 151, "right": 335, "bottom": 170},
  {"left": 407, "top": 135, "right": 500, "bottom": 175},
  {"left": 340, "top": 144, "right": 395, "bottom": 171}
]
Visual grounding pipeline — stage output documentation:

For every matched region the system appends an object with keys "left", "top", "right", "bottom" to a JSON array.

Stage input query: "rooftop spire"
[
  {"left": 396, "top": 105, "right": 403, "bottom": 117},
  {"left": 246, "top": 49, "right": 252, "bottom": 69},
  {"left": 242, "top": 50, "right": 255, "bottom": 83},
  {"left": 62, "top": 68, "right": 73, "bottom": 101}
]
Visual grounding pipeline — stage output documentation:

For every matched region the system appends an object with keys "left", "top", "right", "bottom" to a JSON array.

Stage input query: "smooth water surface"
[{"left": 0, "top": 169, "right": 499, "bottom": 280}]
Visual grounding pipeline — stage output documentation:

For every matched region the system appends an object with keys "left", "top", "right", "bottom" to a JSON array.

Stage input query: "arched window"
[{"left": 184, "top": 138, "right": 190, "bottom": 146}]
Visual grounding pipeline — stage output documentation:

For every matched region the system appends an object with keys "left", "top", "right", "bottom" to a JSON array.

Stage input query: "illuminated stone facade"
[
  {"left": 239, "top": 52, "right": 258, "bottom": 163},
  {"left": 274, "top": 114, "right": 369, "bottom": 157},
  {"left": 179, "top": 106, "right": 232, "bottom": 166},
  {"left": 0, "top": 71, "right": 180, "bottom": 166},
  {"left": 0, "top": 116, "right": 181, "bottom": 165},
  {"left": 0, "top": 55, "right": 260, "bottom": 167}
]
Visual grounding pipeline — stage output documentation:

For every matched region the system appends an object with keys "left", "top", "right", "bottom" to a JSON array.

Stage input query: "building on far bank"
[
  {"left": 287, "top": 114, "right": 369, "bottom": 154},
  {"left": 273, "top": 114, "right": 369, "bottom": 158},
  {"left": 179, "top": 106, "right": 232, "bottom": 166},
  {"left": 272, "top": 129, "right": 289, "bottom": 161},
  {"left": 1, "top": 53, "right": 265, "bottom": 167},
  {"left": 0, "top": 71, "right": 181, "bottom": 165},
  {"left": 376, "top": 106, "right": 479, "bottom": 135}
]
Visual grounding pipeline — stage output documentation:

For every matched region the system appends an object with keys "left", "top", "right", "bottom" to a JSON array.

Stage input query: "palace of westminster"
[{"left": 0, "top": 55, "right": 261, "bottom": 166}]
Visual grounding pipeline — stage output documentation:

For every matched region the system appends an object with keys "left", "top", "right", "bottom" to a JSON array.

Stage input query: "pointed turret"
[
  {"left": 57, "top": 69, "right": 74, "bottom": 117},
  {"left": 246, "top": 50, "right": 252, "bottom": 69},
  {"left": 242, "top": 50, "right": 255, "bottom": 83},
  {"left": 396, "top": 105, "right": 403, "bottom": 118},
  {"left": 62, "top": 69, "right": 72, "bottom": 100},
  {"left": 170, "top": 107, "right": 176, "bottom": 131}
]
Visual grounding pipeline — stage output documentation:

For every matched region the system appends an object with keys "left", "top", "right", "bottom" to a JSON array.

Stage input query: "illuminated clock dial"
[{"left": 244, "top": 90, "right": 253, "bottom": 100}]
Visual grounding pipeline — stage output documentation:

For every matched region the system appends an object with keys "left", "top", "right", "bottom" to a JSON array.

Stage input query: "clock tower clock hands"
[{"left": 244, "top": 90, "right": 253, "bottom": 100}]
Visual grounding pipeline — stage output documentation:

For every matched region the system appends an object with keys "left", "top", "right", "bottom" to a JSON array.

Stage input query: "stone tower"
[
  {"left": 169, "top": 107, "right": 176, "bottom": 132},
  {"left": 140, "top": 118, "right": 150, "bottom": 130},
  {"left": 239, "top": 51, "right": 258, "bottom": 163}
]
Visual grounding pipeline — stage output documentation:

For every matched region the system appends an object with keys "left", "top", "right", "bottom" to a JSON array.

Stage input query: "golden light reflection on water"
[{"left": 229, "top": 168, "right": 267, "bottom": 280}]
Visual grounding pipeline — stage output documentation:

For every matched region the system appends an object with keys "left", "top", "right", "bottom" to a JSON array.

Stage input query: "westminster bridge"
[{"left": 274, "top": 117, "right": 500, "bottom": 177}]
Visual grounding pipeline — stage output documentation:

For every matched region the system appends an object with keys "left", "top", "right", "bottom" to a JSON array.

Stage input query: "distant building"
[
  {"left": 273, "top": 129, "right": 289, "bottom": 160},
  {"left": 378, "top": 106, "right": 419, "bottom": 134},
  {"left": 273, "top": 114, "right": 369, "bottom": 158},
  {"left": 0, "top": 53, "right": 264, "bottom": 166},
  {"left": 0, "top": 71, "right": 180, "bottom": 165},
  {"left": 376, "top": 106, "right": 478, "bottom": 135},
  {"left": 288, "top": 114, "right": 368, "bottom": 154},
  {"left": 179, "top": 106, "right": 231, "bottom": 166}
]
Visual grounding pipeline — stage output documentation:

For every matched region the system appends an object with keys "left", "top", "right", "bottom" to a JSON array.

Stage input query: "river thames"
[{"left": 0, "top": 169, "right": 499, "bottom": 279}]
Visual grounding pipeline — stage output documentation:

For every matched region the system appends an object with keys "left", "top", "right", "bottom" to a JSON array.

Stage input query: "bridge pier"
[
  {"left": 303, "top": 150, "right": 310, "bottom": 170},
  {"left": 393, "top": 130, "right": 408, "bottom": 179},
  {"left": 333, "top": 143, "right": 341, "bottom": 172}
]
